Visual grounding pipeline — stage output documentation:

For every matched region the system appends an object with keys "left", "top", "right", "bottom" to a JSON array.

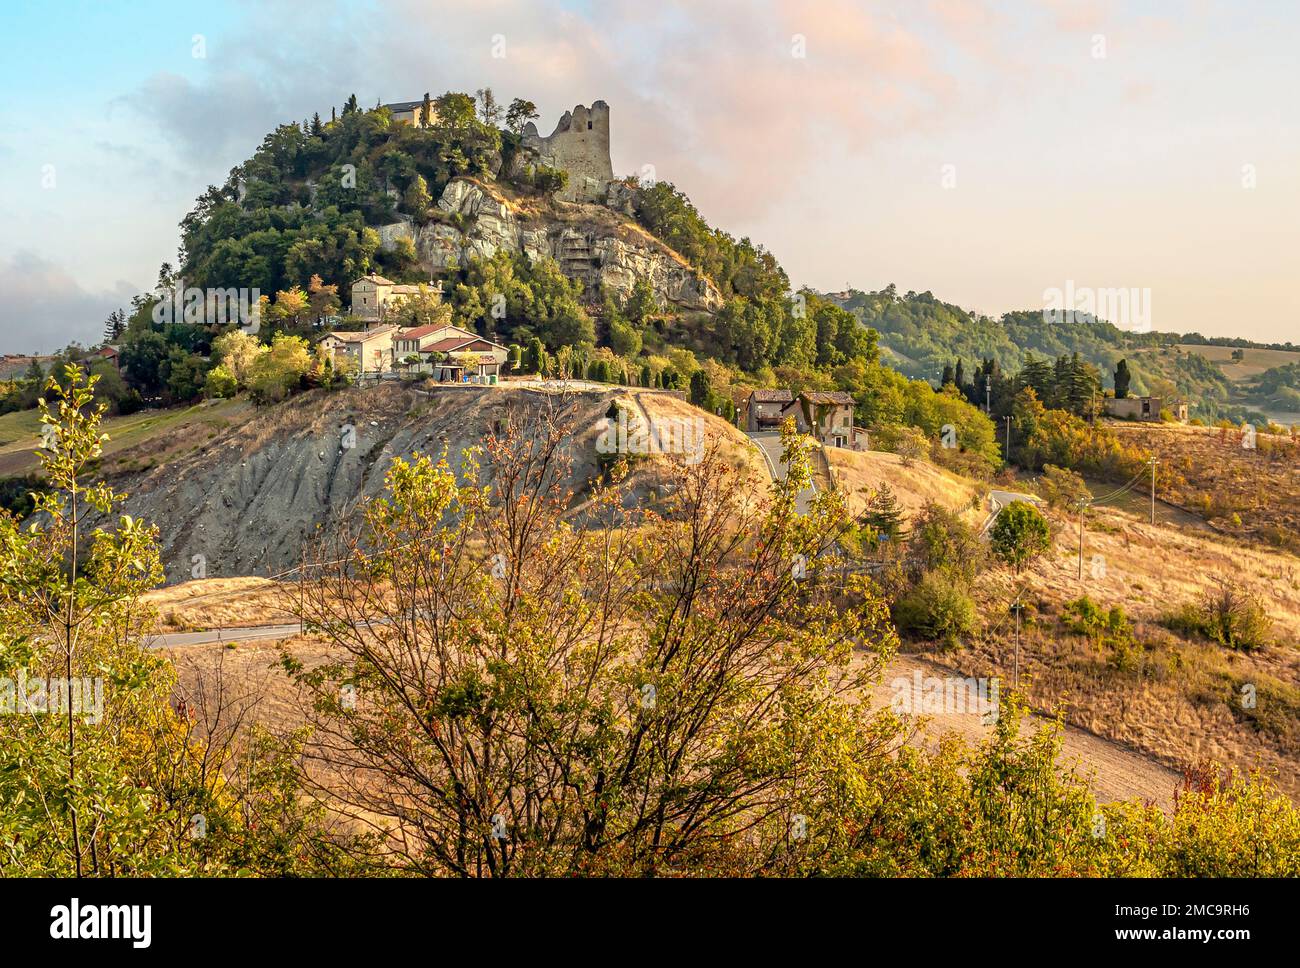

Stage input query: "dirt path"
[{"left": 876, "top": 654, "right": 1182, "bottom": 809}]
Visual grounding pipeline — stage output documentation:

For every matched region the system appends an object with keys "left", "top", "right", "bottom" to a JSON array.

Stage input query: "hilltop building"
[
  {"left": 742, "top": 389, "right": 794, "bottom": 431},
  {"left": 320, "top": 326, "right": 396, "bottom": 377},
  {"left": 383, "top": 99, "right": 437, "bottom": 128},
  {"left": 522, "top": 101, "right": 613, "bottom": 203}
]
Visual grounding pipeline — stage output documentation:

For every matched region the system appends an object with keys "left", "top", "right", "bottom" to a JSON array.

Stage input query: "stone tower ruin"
[{"left": 522, "top": 101, "right": 613, "bottom": 203}]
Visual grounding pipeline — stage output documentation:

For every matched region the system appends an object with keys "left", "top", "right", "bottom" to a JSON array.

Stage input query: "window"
[{"left": 588, "top": 121, "right": 593, "bottom": 129}]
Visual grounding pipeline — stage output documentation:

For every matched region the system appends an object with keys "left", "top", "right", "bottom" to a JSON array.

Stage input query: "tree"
[
  {"left": 609, "top": 317, "right": 642, "bottom": 358},
  {"left": 860, "top": 483, "right": 906, "bottom": 542},
  {"left": 211, "top": 329, "right": 264, "bottom": 386},
  {"left": 389, "top": 285, "right": 452, "bottom": 329},
  {"left": 420, "top": 92, "right": 432, "bottom": 127},
  {"left": 161, "top": 347, "right": 208, "bottom": 402},
  {"left": 989, "top": 501, "right": 1051, "bottom": 575},
  {"left": 525, "top": 336, "right": 546, "bottom": 375},
  {"left": 0, "top": 368, "right": 163, "bottom": 873},
  {"left": 505, "top": 98, "right": 539, "bottom": 134},
  {"left": 434, "top": 92, "right": 477, "bottom": 131},
  {"left": 1039, "top": 464, "right": 1092, "bottom": 511},
  {"left": 102, "top": 308, "right": 127, "bottom": 344},
  {"left": 307, "top": 274, "right": 341, "bottom": 324},
  {"left": 287, "top": 414, "right": 900, "bottom": 876},
  {"left": 268, "top": 286, "right": 310, "bottom": 330},
  {"left": 248, "top": 334, "right": 311, "bottom": 403},
  {"left": 1114, "top": 358, "right": 1132, "bottom": 399},
  {"left": 689, "top": 368, "right": 713, "bottom": 408},
  {"left": 475, "top": 87, "right": 501, "bottom": 126},
  {"left": 119, "top": 330, "right": 170, "bottom": 395},
  {"left": 403, "top": 174, "right": 433, "bottom": 222}
]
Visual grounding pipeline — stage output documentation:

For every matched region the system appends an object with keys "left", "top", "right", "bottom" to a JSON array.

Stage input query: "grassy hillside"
[{"left": 828, "top": 287, "right": 1290, "bottom": 424}]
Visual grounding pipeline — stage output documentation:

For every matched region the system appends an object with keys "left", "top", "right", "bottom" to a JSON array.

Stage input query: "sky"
[{"left": 1, "top": 0, "right": 1297, "bottom": 353}]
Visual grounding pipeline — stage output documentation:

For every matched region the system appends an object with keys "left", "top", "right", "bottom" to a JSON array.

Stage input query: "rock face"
[
  {"left": 377, "top": 178, "right": 724, "bottom": 314},
  {"left": 109, "top": 385, "right": 644, "bottom": 580}
]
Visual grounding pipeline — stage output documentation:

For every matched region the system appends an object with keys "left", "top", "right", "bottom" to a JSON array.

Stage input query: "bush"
[
  {"left": 908, "top": 502, "right": 983, "bottom": 580},
  {"left": 1039, "top": 464, "right": 1091, "bottom": 511},
  {"left": 204, "top": 364, "right": 238, "bottom": 399},
  {"left": 989, "top": 500, "right": 1051, "bottom": 574},
  {"left": 1165, "top": 581, "right": 1272, "bottom": 651},
  {"left": 893, "top": 569, "right": 977, "bottom": 648}
]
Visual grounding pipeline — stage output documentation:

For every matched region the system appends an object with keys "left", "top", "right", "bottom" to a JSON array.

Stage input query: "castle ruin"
[{"left": 522, "top": 101, "right": 613, "bottom": 203}]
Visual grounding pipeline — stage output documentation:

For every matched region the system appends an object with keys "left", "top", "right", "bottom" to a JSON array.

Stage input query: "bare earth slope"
[{"left": 110, "top": 382, "right": 766, "bottom": 583}]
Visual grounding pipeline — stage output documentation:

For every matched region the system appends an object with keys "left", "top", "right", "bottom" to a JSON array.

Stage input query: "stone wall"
[{"left": 522, "top": 101, "right": 614, "bottom": 203}]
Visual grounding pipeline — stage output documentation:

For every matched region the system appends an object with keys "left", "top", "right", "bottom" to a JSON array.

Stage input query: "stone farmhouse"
[
  {"left": 392, "top": 323, "right": 508, "bottom": 379},
  {"left": 742, "top": 388, "right": 866, "bottom": 450},
  {"left": 1105, "top": 395, "right": 1189, "bottom": 422},
  {"left": 783, "top": 390, "right": 860, "bottom": 449},
  {"left": 742, "top": 389, "right": 794, "bottom": 431},
  {"left": 351, "top": 274, "right": 437, "bottom": 323},
  {"left": 320, "top": 326, "right": 396, "bottom": 377}
]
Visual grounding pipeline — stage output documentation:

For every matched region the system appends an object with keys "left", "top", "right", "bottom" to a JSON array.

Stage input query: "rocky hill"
[{"left": 377, "top": 177, "right": 723, "bottom": 313}]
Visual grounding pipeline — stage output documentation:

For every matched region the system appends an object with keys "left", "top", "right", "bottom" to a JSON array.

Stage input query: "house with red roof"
[{"left": 393, "top": 324, "right": 509, "bottom": 379}]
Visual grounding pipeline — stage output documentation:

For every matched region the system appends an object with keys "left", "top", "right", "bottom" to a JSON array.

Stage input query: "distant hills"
[{"left": 825, "top": 286, "right": 1300, "bottom": 425}]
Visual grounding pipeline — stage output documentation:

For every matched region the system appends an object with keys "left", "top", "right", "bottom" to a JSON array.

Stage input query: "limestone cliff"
[{"left": 376, "top": 178, "right": 724, "bottom": 314}]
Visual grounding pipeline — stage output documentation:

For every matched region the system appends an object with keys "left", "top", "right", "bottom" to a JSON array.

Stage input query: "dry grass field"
[
  {"left": 825, "top": 446, "right": 985, "bottom": 525},
  {"left": 1175, "top": 343, "right": 1300, "bottom": 382},
  {"left": 919, "top": 495, "right": 1300, "bottom": 798},
  {"left": 1107, "top": 420, "right": 1300, "bottom": 553}
]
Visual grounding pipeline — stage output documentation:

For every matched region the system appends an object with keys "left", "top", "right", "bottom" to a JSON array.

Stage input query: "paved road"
[
  {"left": 150, "top": 619, "right": 1181, "bottom": 807},
  {"left": 980, "top": 488, "right": 1043, "bottom": 534},
  {"left": 747, "top": 431, "right": 816, "bottom": 513},
  {"left": 146, "top": 623, "right": 303, "bottom": 649}
]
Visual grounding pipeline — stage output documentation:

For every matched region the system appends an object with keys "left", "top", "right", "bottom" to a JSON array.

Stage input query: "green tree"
[
  {"left": 505, "top": 98, "right": 539, "bottom": 134},
  {"left": 989, "top": 501, "right": 1052, "bottom": 575},
  {"left": 1114, "top": 358, "right": 1132, "bottom": 399}
]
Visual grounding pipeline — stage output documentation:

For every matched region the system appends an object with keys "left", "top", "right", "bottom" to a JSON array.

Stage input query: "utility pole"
[
  {"left": 1011, "top": 592, "right": 1023, "bottom": 691},
  {"left": 1149, "top": 457, "right": 1157, "bottom": 525},
  {"left": 1003, "top": 415, "right": 1012, "bottom": 462},
  {"left": 1076, "top": 498, "right": 1091, "bottom": 581}
]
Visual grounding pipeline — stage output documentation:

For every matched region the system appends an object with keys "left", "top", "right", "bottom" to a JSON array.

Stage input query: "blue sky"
[{"left": 1, "top": 0, "right": 1297, "bottom": 352}]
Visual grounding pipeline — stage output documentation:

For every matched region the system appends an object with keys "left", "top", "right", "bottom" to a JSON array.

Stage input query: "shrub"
[
  {"left": 204, "top": 364, "right": 238, "bottom": 399},
  {"left": 1039, "top": 464, "right": 1092, "bottom": 511},
  {"left": 989, "top": 500, "right": 1051, "bottom": 574},
  {"left": 1165, "top": 581, "right": 1272, "bottom": 651},
  {"left": 908, "top": 502, "right": 983, "bottom": 580},
  {"left": 893, "top": 569, "right": 977, "bottom": 648}
]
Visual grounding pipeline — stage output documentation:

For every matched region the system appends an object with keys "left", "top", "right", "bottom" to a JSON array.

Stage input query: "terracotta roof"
[
  {"left": 354, "top": 274, "right": 396, "bottom": 287},
  {"left": 424, "top": 335, "right": 504, "bottom": 354},
  {"left": 325, "top": 326, "right": 395, "bottom": 343},
  {"left": 396, "top": 324, "right": 474, "bottom": 342},
  {"left": 798, "top": 390, "right": 855, "bottom": 406},
  {"left": 747, "top": 389, "right": 793, "bottom": 403}
]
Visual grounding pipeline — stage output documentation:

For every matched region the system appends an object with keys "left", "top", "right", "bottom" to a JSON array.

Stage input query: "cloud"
[
  {"left": 116, "top": 0, "right": 978, "bottom": 225},
  {"left": 0, "top": 251, "right": 139, "bottom": 353}
]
